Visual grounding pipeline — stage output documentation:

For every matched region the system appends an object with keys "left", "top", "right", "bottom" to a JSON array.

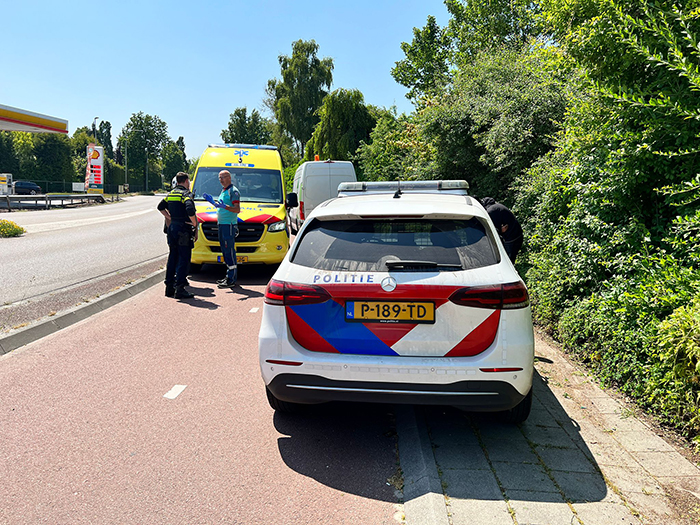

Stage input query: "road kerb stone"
[
  {"left": 396, "top": 405, "right": 450, "bottom": 525},
  {"left": 0, "top": 269, "right": 165, "bottom": 355}
]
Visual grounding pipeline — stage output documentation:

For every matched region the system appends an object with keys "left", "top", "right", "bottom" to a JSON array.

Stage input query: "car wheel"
[
  {"left": 30, "top": 190, "right": 37, "bottom": 195},
  {"left": 501, "top": 388, "right": 532, "bottom": 424},
  {"left": 189, "top": 263, "right": 202, "bottom": 274},
  {"left": 266, "top": 387, "right": 303, "bottom": 413}
]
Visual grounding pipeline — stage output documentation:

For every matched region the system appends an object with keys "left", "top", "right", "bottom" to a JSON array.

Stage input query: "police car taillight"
[
  {"left": 449, "top": 282, "right": 529, "bottom": 309},
  {"left": 264, "top": 279, "right": 331, "bottom": 306}
]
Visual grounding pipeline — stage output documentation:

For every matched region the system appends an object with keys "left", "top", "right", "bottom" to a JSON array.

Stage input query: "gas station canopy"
[{"left": 0, "top": 104, "right": 68, "bottom": 134}]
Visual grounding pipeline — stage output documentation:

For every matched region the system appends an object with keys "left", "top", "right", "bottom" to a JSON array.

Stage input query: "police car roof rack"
[
  {"left": 338, "top": 180, "right": 469, "bottom": 197},
  {"left": 207, "top": 143, "right": 279, "bottom": 151}
]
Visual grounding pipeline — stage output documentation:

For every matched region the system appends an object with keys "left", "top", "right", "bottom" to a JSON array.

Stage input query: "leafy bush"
[
  {"left": 558, "top": 255, "right": 700, "bottom": 437},
  {"left": 0, "top": 219, "right": 26, "bottom": 238}
]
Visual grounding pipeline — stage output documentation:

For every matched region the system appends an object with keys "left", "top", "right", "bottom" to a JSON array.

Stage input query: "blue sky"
[{"left": 1, "top": 0, "right": 449, "bottom": 160}]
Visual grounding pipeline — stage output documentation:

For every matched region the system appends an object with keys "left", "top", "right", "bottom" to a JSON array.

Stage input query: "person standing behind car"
[
  {"left": 158, "top": 172, "right": 198, "bottom": 299},
  {"left": 481, "top": 197, "right": 523, "bottom": 264},
  {"left": 207, "top": 170, "right": 241, "bottom": 289}
]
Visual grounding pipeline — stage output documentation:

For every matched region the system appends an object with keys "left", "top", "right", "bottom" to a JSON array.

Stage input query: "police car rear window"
[{"left": 291, "top": 219, "right": 499, "bottom": 272}]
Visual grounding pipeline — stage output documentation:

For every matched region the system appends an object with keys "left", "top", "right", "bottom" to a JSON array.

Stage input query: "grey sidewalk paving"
[{"left": 400, "top": 332, "right": 700, "bottom": 525}]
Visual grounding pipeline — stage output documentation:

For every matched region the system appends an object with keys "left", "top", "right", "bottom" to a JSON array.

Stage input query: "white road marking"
[
  {"left": 249, "top": 307, "right": 260, "bottom": 313},
  {"left": 163, "top": 385, "right": 187, "bottom": 399},
  {"left": 24, "top": 209, "right": 154, "bottom": 233}
]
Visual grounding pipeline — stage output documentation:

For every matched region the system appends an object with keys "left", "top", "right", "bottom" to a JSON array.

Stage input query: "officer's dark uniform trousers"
[{"left": 159, "top": 187, "right": 196, "bottom": 290}]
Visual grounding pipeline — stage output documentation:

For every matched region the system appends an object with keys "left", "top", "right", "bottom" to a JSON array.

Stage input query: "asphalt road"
[
  {"left": 0, "top": 267, "right": 402, "bottom": 525},
  {"left": 1, "top": 195, "right": 167, "bottom": 306}
]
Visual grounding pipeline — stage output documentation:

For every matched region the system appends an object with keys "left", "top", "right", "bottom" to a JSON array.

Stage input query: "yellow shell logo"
[{"left": 90, "top": 149, "right": 100, "bottom": 159}]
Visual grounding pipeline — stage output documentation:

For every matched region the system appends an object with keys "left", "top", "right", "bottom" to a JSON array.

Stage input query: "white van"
[{"left": 288, "top": 160, "right": 356, "bottom": 233}]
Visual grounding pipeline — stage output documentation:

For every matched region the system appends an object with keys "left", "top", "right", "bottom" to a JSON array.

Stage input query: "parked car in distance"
[
  {"left": 259, "top": 180, "right": 535, "bottom": 422},
  {"left": 288, "top": 160, "right": 356, "bottom": 234},
  {"left": 13, "top": 180, "right": 42, "bottom": 195}
]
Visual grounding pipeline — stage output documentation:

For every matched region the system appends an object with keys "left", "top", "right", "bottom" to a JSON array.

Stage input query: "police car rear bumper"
[{"left": 267, "top": 373, "right": 527, "bottom": 410}]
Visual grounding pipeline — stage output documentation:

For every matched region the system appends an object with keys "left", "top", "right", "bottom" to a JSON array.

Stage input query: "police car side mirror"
[{"left": 286, "top": 192, "right": 298, "bottom": 208}]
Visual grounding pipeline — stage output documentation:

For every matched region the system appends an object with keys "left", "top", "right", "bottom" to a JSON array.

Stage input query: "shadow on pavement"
[
  {"left": 273, "top": 402, "right": 401, "bottom": 503},
  {"left": 423, "top": 369, "right": 607, "bottom": 505},
  {"left": 189, "top": 263, "right": 277, "bottom": 287}
]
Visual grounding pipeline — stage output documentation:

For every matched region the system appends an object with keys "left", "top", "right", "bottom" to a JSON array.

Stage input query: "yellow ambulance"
[{"left": 189, "top": 144, "right": 296, "bottom": 270}]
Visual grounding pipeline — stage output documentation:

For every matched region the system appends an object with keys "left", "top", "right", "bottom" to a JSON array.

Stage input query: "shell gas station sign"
[{"left": 86, "top": 143, "right": 104, "bottom": 194}]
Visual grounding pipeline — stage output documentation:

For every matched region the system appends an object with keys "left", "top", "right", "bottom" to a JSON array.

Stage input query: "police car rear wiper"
[{"left": 385, "top": 260, "right": 463, "bottom": 271}]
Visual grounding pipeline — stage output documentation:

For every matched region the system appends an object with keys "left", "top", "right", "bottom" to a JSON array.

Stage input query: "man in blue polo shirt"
[{"left": 214, "top": 170, "right": 241, "bottom": 288}]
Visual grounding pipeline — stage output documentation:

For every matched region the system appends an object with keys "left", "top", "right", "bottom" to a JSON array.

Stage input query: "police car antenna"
[{"left": 393, "top": 181, "right": 402, "bottom": 199}]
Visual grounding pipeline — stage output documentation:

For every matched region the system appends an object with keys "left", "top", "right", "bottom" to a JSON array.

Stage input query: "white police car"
[{"left": 258, "top": 180, "right": 534, "bottom": 422}]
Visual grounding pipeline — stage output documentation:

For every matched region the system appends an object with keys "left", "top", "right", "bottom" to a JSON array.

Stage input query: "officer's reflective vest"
[{"left": 165, "top": 186, "right": 194, "bottom": 223}]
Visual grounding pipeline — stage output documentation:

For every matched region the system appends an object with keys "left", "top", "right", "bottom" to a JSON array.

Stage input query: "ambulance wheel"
[
  {"left": 189, "top": 263, "right": 202, "bottom": 274},
  {"left": 266, "top": 387, "right": 303, "bottom": 413}
]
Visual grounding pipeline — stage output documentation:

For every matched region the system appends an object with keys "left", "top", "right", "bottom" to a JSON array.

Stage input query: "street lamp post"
[
  {"left": 145, "top": 146, "right": 149, "bottom": 192},
  {"left": 92, "top": 116, "right": 99, "bottom": 140}
]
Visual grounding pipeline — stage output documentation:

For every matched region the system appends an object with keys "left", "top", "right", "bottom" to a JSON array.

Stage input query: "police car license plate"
[
  {"left": 346, "top": 301, "right": 435, "bottom": 323},
  {"left": 216, "top": 256, "right": 248, "bottom": 263}
]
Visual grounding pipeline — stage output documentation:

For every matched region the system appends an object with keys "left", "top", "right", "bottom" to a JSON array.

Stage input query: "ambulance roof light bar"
[
  {"left": 338, "top": 180, "right": 469, "bottom": 197},
  {"left": 207, "top": 143, "right": 279, "bottom": 150}
]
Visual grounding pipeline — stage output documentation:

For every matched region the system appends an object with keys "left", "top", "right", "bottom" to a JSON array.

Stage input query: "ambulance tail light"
[
  {"left": 449, "top": 282, "right": 529, "bottom": 310},
  {"left": 264, "top": 279, "right": 331, "bottom": 306}
]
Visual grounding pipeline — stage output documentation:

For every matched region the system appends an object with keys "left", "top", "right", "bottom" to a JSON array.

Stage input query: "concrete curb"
[
  {"left": 0, "top": 269, "right": 165, "bottom": 356},
  {"left": 396, "top": 405, "right": 450, "bottom": 525}
]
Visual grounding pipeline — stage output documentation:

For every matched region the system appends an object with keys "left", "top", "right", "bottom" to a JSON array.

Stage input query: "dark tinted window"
[
  {"left": 292, "top": 219, "right": 499, "bottom": 271},
  {"left": 192, "top": 167, "right": 283, "bottom": 204}
]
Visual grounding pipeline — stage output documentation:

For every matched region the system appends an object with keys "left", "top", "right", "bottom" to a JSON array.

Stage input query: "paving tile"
[
  {"left": 433, "top": 444, "right": 490, "bottom": 471},
  {"left": 598, "top": 464, "right": 664, "bottom": 496},
  {"left": 573, "top": 500, "right": 643, "bottom": 525},
  {"left": 586, "top": 394, "right": 624, "bottom": 414},
  {"left": 624, "top": 492, "right": 678, "bottom": 525},
  {"left": 613, "top": 430, "right": 677, "bottom": 453},
  {"left": 447, "top": 497, "right": 514, "bottom": 525},
  {"left": 428, "top": 426, "right": 480, "bottom": 449},
  {"left": 656, "top": 475, "right": 700, "bottom": 498},
  {"left": 440, "top": 468, "right": 503, "bottom": 501},
  {"left": 521, "top": 407, "right": 561, "bottom": 428},
  {"left": 483, "top": 440, "right": 538, "bottom": 464},
  {"left": 492, "top": 461, "right": 558, "bottom": 493},
  {"left": 536, "top": 446, "right": 598, "bottom": 474},
  {"left": 550, "top": 470, "right": 609, "bottom": 502},
  {"left": 597, "top": 412, "right": 650, "bottom": 434},
  {"left": 586, "top": 441, "right": 639, "bottom": 468},
  {"left": 631, "top": 451, "right": 700, "bottom": 478},
  {"left": 474, "top": 421, "right": 525, "bottom": 443},
  {"left": 507, "top": 489, "right": 577, "bottom": 524},
  {"left": 522, "top": 424, "right": 578, "bottom": 449}
]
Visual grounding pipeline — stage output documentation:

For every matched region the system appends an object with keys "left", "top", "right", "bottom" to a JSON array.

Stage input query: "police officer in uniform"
[{"left": 158, "top": 172, "right": 198, "bottom": 298}]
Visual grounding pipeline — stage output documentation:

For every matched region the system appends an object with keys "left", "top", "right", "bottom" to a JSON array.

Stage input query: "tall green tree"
[
  {"left": 118, "top": 112, "right": 169, "bottom": 190},
  {"left": 175, "top": 136, "right": 187, "bottom": 166},
  {"left": 33, "top": 133, "right": 73, "bottom": 185},
  {"left": 221, "top": 107, "right": 272, "bottom": 145},
  {"left": 97, "top": 121, "right": 114, "bottom": 159},
  {"left": 446, "top": 0, "right": 542, "bottom": 64},
  {"left": 392, "top": 15, "right": 452, "bottom": 102},
  {"left": 0, "top": 131, "right": 20, "bottom": 175},
  {"left": 12, "top": 132, "right": 36, "bottom": 181},
  {"left": 305, "top": 89, "right": 376, "bottom": 161},
  {"left": 162, "top": 140, "right": 187, "bottom": 182},
  {"left": 267, "top": 39, "right": 334, "bottom": 155}
]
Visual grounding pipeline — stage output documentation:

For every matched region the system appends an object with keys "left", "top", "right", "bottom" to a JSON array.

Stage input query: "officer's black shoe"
[
  {"left": 216, "top": 278, "right": 228, "bottom": 285},
  {"left": 165, "top": 285, "right": 175, "bottom": 298},
  {"left": 217, "top": 279, "right": 237, "bottom": 289},
  {"left": 174, "top": 286, "right": 195, "bottom": 299}
]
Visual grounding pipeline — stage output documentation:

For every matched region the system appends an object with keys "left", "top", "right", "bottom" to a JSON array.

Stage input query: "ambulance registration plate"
[
  {"left": 345, "top": 301, "right": 435, "bottom": 324},
  {"left": 216, "top": 256, "right": 248, "bottom": 263}
]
